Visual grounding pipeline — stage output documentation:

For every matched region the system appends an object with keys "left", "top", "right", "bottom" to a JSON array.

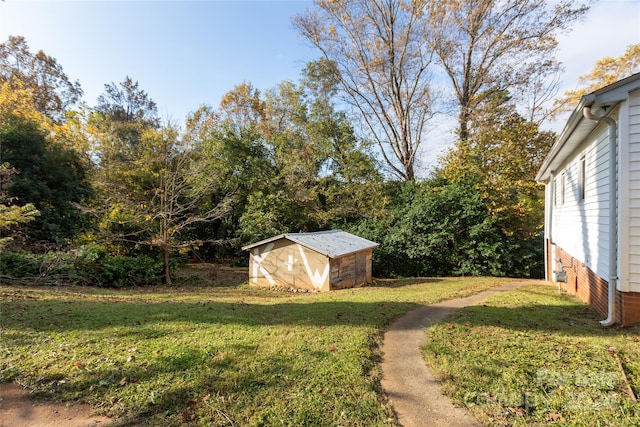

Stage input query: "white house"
[{"left": 536, "top": 72, "right": 640, "bottom": 326}]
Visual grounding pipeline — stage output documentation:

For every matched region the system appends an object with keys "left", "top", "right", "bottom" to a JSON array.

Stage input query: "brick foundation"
[
  {"left": 617, "top": 290, "right": 640, "bottom": 326},
  {"left": 548, "top": 242, "right": 640, "bottom": 326}
]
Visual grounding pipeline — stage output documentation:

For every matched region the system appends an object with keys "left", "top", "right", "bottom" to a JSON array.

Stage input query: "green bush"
[
  {"left": 347, "top": 178, "right": 544, "bottom": 279},
  {"left": 94, "top": 255, "right": 162, "bottom": 288},
  {"left": 0, "top": 251, "right": 40, "bottom": 277},
  {"left": 0, "top": 247, "right": 163, "bottom": 287}
]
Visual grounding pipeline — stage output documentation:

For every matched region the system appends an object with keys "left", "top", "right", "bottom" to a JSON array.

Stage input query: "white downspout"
[
  {"left": 547, "top": 171, "right": 555, "bottom": 282},
  {"left": 583, "top": 107, "right": 617, "bottom": 326}
]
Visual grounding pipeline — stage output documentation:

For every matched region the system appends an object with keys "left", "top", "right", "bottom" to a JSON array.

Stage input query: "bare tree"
[
  {"left": 426, "top": 0, "right": 590, "bottom": 140},
  {"left": 294, "top": 0, "right": 436, "bottom": 181},
  {"left": 149, "top": 127, "right": 235, "bottom": 285}
]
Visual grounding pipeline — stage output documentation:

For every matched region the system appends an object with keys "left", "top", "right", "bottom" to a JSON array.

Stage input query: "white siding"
[
  {"left": 552, "top": 122, "right": 611, "bottom": 279},
  {"left": 625, "top": 89, "right": 640, "bottom": 292}
]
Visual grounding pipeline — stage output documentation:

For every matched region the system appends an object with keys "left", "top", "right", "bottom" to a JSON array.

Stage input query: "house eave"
[
  {"left": 535, "top": 96, "right": 599, "bottom": 183},
  {"left": 536, "top": 72, "right": 640, "bottom": 183}
]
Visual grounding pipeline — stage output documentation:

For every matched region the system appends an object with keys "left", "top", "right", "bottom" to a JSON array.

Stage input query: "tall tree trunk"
[
  {"left": 404, "top": 162, "right": 415, "bottom": 181},
  {"left": 163, "top": 243, "right": 172, "bottom": 285}
]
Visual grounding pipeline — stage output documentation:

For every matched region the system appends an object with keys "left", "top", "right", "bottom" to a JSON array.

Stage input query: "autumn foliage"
[{"left": 2, "top": 28, "right": 635, "bottom": 283}]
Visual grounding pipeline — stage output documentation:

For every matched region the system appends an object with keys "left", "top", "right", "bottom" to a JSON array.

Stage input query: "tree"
[
  {"left": 0, "top": 55, "right": 91, "bottom": 155},
  {"left": 351, "top": 175, "right": 545, "bottom": 278},
  {"left": 294, "top": 2, "right": 436, "bottom": 181},
  {"left": 94, "top": 76, "right": 159, "bottom": 158},
  {"left": 238, "top": 75, "right": 385, "bottom": 242},
  {"left": 0, "top": 83, "right": 91, "bottom": 246},
  {"left": 301, "top": 60, "right": 382, "bottom": 184},
  {"left": 185, "top": 76, "right": 384, "bottom": 245},
  {"left": 397, "top": 178, "right": 505, "bottom": 276},
  {"left": 0, "top": 164, "right": 39, "bottom": 248},
  {"left": 95, "top": 76, "right": 159, "bottom": 128},
  {"left": 0, "top": 35, "right": 83, "bottom": 123},
  {"left": 218, "top": 81, "right": 265, "bottom": 133},
  {"left": 141, "top": 126, "right": 235, "bottom": 285},
  {"left": 554, "top": 43, "right": 640, "bottom": 115},
  {"left": 439, "top": 92, "right": 554, "bottom": 240},
  {"left": 426, "top": 0, "right": 589, "bottom": 140},
  {"left": 350, "top": 179, "right": 505, "bottom": 277},
  {"left": 185, "top": 84, "right": 275, "bottom": 250},
  {"left": 89, "top": 78, "right": 239, "bottom": 281},
  {"left": 87, "top": 77, "right": 161, "bottom": 253}
]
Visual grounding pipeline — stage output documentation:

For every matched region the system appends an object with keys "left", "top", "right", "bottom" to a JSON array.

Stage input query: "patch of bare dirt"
[
  {"left": 0, "top": 383, "right": 113, "bottom": 427},
  {"left": 177, "top": 263, "right": 247, "bottom": 286}
]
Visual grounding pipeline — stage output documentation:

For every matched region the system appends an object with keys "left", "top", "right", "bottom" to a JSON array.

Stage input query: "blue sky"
[
  {"left": 1, "top": 0, "right": 639, "bottom": 171},
  {"left": 0, "top": 0, "right": 317, "bottom": 122}
]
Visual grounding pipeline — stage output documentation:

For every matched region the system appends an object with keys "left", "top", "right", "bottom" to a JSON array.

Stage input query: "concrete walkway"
[{"left": 380, "top": 281, "right": 533, "bottom": 427}]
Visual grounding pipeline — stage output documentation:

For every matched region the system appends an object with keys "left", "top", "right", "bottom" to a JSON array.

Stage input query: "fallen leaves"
[{"left": 546, "top": 411, "right": 564, "bottom": 422}]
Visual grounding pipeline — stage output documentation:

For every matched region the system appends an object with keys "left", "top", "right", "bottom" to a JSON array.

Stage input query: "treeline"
[{"left": 0, "top": 35, "right": 553, "bottom": 285}]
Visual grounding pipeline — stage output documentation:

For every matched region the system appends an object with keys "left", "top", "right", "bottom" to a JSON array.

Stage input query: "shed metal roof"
[{"left": 242, "top": 230, "right": 379, "bottom": 258}]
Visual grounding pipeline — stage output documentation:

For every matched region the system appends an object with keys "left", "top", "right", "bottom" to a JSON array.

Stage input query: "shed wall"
[
  {"left": 248, "top": 239, "right": 330, "bottom": 291},
  {"left": 329, "top": 249, "right": 372, "bottom": 290}
]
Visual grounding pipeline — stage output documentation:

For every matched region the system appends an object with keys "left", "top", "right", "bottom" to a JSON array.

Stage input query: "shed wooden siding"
[
  {"left": 249, "top": 239, "right": 331, "bottom": 291},
  {"left": 552, "top": 119, "right": 612, "bottom": 280},
  {"left": 330, "top": 248, "right": 372, "bottom": 290}
]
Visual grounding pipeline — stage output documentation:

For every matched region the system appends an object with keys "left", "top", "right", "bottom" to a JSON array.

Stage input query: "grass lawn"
[
  {"left": 423, "top": 283, "right": 640, "bottom": 427},
  {"left": 0, "top": 270, "right": 510, "bottom": 426}
]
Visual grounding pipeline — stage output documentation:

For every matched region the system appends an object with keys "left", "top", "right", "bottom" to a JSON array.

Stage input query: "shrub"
[
  {"left": 0, "top": 251, "right": 40, "bottom": 277},
  {"left": 94, "top": 255, "right": 162, "bottom": 288},
  {"left": 347, "top": 178, "right": 544, "bottom": 279},
  {"left": 0, "top": 247, "right": 163, "bottom": 287}
]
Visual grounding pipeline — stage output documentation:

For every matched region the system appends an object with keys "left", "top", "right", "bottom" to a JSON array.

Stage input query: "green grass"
[
  {"left": 423, "top": 283, "right": 640, "bottom": 427},
  {"left": 0, "top": 273, "right": 510, "bottom": 426}
]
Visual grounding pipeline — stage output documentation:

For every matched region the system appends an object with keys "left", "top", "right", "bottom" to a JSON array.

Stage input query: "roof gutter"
[
  {"left": 535, "top": 95, "right": 595, "bottom": 182},
  {"left": 583, "top": 106, "right": 618, "bottom": 326},
  {"left": 538, "top": 72, "right": 640, "bottom": 183}
]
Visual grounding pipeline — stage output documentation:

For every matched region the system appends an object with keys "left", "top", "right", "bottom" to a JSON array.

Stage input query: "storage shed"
[{"left": 242, "top": 230, "right": 378, "bottom": 292}]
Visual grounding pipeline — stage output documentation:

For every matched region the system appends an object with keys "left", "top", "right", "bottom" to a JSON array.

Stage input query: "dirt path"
[
  {"left": 380, "top": 281, "right": 533, "bottom": 427},
  {"left": 0, "top": 383, "right": 113, "bottom": 427}
]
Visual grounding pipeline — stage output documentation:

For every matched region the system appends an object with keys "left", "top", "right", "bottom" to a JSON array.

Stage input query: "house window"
[
  {"left": 561, "top": 173, "right": 566, "bottom": 205},
  {"left": 579, "top": 156, "right": 586, "bottom": 201}
]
